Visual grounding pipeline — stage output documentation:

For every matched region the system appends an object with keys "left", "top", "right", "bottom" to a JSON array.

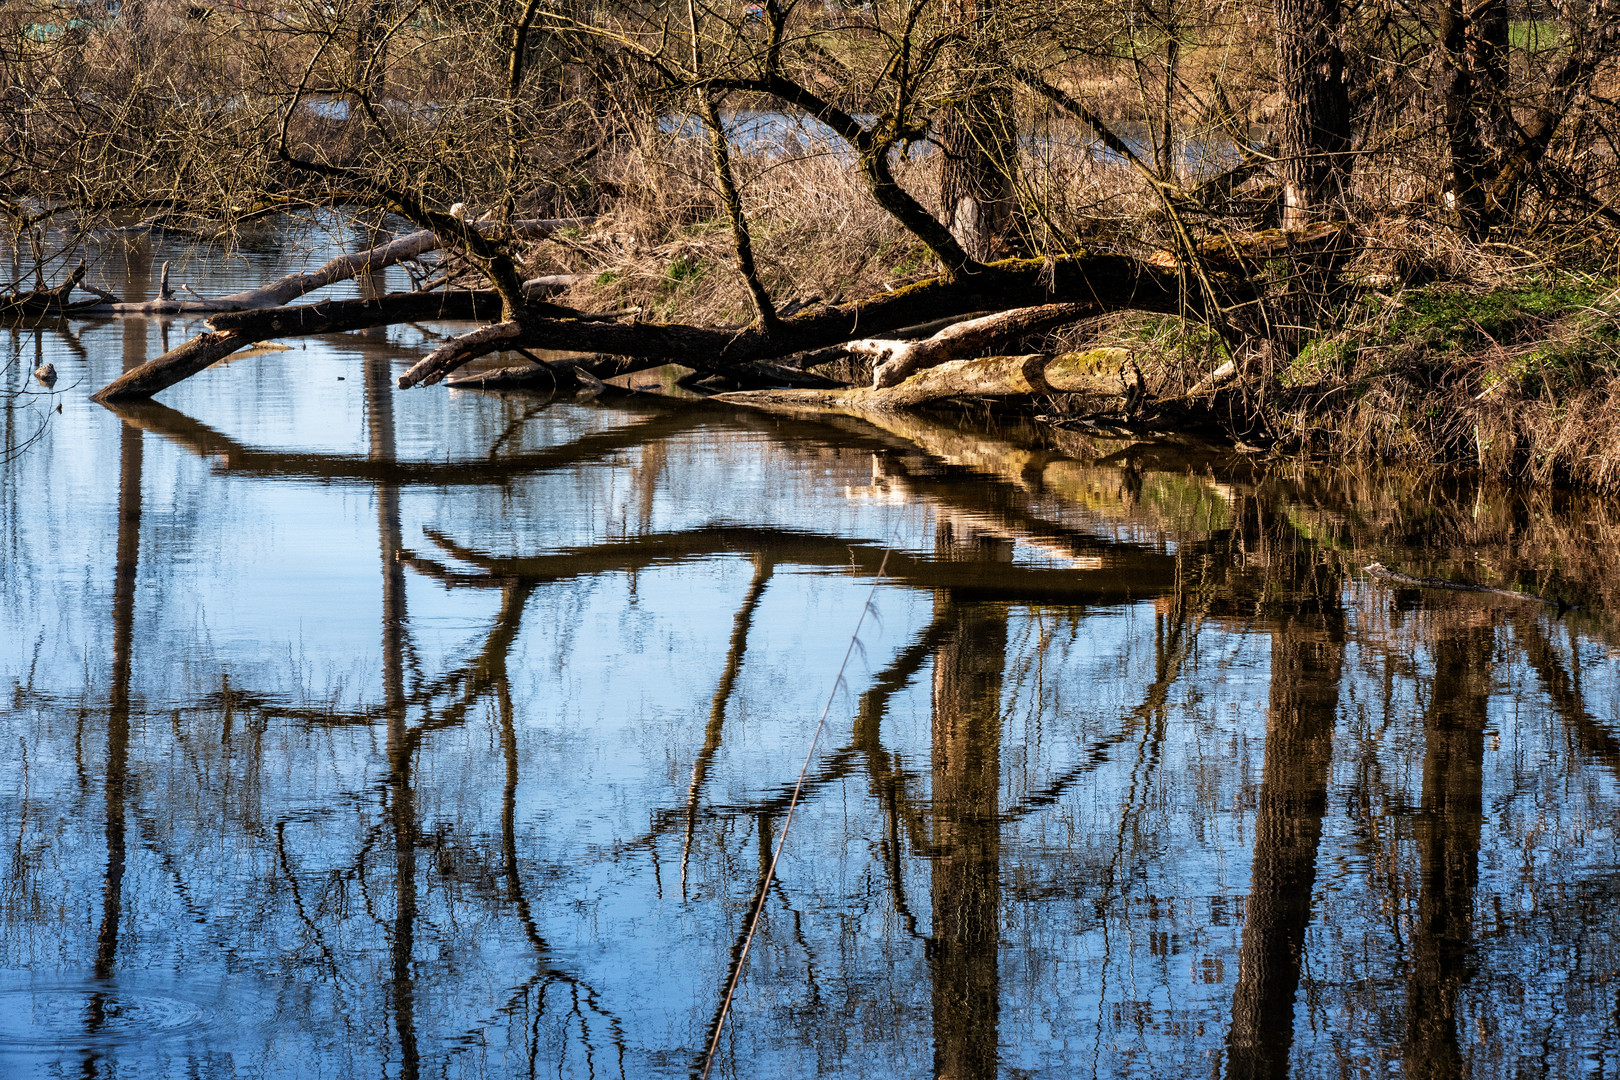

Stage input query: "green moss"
[{"left": 1385, "top": 281, "right": 1607, "bottom": 350}]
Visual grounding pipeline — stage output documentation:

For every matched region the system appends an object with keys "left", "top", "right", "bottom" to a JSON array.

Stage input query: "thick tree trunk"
[
  {"left": 1437, "top": 0, "right": 1509, "bottom": 238},
  {"left": 1273, "top": 0, "right": 1350, "bottom": 230},
  {"left": 936, "top": 0, "right": 1015, "bottom": 261}
]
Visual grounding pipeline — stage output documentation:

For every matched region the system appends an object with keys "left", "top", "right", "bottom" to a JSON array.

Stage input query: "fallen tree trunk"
[
  {"left": 715, "top": 347, "right": 1141, "bottom": 411},
  {"left": 396, "top": 255, "right": 1192, "bottom": 389},
  {"left": 92, "top": 254, "right": 1198, "bottom": 402},
  {"left": 92, "top": 287, "right": 519, "bottom": 402},
  {"left": 84, "top": 218, "right": 589, "bottom": 316}
]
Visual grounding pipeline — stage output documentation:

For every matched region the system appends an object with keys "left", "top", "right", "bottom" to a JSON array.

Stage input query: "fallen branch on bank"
[
  {"left": 851, "top": 303, "right": 1094, "bottom": 387},
  {"left": 394, "top": 256, "right": 1191, "bottom": 390}
]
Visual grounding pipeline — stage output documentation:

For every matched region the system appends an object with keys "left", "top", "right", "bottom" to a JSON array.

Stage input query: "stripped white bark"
[{"left": 853, "top": 303, "right": 1093, "bottom": 388}]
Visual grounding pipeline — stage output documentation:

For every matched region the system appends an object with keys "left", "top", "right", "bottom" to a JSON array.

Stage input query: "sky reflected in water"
[{"left": 3, "top": 232, "right": 1620, "bottom": 1078}]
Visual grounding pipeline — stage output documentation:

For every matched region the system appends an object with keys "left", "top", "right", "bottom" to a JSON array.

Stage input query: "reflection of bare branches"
[
  {"left": 407, "top": 524, "right": 1180, "bottom": 603},
  {"left": 274, "top": 819, "right": 350, "bottom": 983},
  {"left": 693, "top": 812, "right": 779, "bottom": 1078},
  {"left": 1000, "top": 557, "right": 1212, "bottom": 827},
  {"left": 493, "top": 658, "right": 630, "bottom": 1076},
  {"left": 104, "top": 399, "right": 715, "bottom": 486},
  {"left": 1514, "top": 613, "right": 1620, "bottom": 780},
  {"left": 682, "top": 557, "right": 774, "bottom": 896},
  {"left": 485, "top": 401, "right": 554, "bottom": 460}
]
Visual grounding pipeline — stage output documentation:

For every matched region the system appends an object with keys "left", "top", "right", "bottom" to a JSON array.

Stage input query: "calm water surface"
[{"left": 3, "top": 233, "right": 1620, "bottom": 1078}]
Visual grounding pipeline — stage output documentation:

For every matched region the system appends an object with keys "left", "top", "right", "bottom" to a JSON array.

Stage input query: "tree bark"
[
  {"left": 1273, "top": 0, "right": 1350, "bottom": 230},
  {"left": 717, "top": 347, "right": 1140, "bottom": 410},
  {"left": 1437, "top": 0, "right": 1509, "bottom": 237},
  {"left": 397, "top": 256, "right": 1190, "bottom": 389},
  {"left": 938, "top": 0, "right": 1016, "bottom": 261},
  {"left": 854, "top": 303, "right": 1091, "bottom": 388},
  {"left": 90, "top": 288, "right": 521, "bottom": 402}
]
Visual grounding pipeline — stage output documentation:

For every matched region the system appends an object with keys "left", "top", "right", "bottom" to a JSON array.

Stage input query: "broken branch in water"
[{"left": 0, "top": 262, "right": 96, "bottom": 319}]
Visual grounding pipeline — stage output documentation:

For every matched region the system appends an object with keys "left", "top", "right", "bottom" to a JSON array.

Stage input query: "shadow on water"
[{"left": 6, "top": 305, "right": 1620, "bottom": 1077}]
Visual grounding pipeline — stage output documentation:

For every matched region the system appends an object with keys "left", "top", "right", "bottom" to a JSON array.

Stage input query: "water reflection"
[{"left": 4, "top": 295, "right": 1620, "bottom": 1078}]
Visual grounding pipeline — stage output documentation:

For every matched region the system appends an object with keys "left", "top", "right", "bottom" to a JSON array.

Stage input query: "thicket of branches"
[{"left": 8, "top": 0, "right": 1620, "bottom": 477}]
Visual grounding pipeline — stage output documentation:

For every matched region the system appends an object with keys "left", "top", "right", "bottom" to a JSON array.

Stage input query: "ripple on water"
[{"left": 0, "top": 974, "right": 227, "bottom": 1054}]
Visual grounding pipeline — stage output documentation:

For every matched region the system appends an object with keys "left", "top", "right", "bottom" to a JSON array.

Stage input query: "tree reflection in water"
[{"left": 5, "top": 322, "right": 1620, "bottom": 1077}]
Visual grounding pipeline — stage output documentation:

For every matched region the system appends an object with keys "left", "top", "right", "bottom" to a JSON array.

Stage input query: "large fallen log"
[
  {"left": 91, "top": 254, "right": 1199, "bottom": 402},
  {"left": 715, "top": 347, "right": 1142, "bottom": 411},
  {"left": 83, "top": 217, "right": 589, "bottom": 316},
  {"left": 395, "top": 255, "right": 1193, "bottom": 389}
]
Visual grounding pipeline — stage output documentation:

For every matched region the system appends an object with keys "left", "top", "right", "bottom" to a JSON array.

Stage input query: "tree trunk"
[
  {"left": 719, "top": 347, "right": 1140, "bottom": 410},
  {"left": 938, "top": 0, "right": 1016, "bottom": 261},
  {"left": 1273, "top": 0, "right": 1351, "bottom": 230},
  {"left": 1437, "top": 0, "right": 1509, "bottom": 238},
  {"left": 90, "top": 288, "right": 521, "bottom": 402}
]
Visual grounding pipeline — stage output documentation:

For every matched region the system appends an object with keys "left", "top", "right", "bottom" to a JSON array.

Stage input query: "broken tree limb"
[
  {"left": 1, "top": 261, "right": 91, "bottom": 319},
  {"left": 409, "top": 318, "right": 838, "bottom": 391},
  {"left": 91, "top": 287, "right": 523, "bottom": 402},
  {"left": 85, "top": 218, "right": 590, "bottom": 316},
  {"left": 92, "top": 254, "right": 1198, "bottom": 403},
  {"left": 715, "top": 347, "right": 1141, "bottom": 412},
  {"left": 853, "top": 303, "right": 1093, "bottom": 387},
  {"left": 396, "top": 255, "right": 1196, "bottom": 389}
]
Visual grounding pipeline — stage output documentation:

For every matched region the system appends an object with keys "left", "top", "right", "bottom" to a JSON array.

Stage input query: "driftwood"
[
  {"left": 83, "top": 218, "right": 589, "bottom": 316},
  {"left": 716, "top": 347, "right": 1141, "bottom": 411},
  {"left": 852, "top": 303, "right": 1093, "bottom": 387}
]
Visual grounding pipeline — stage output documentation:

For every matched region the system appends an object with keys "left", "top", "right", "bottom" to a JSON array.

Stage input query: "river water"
[{"left": 3, "top": 231, "right": 1620, "bottom": 1078}]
